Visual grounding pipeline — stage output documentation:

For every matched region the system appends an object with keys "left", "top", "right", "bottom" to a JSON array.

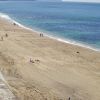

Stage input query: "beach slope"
[{"left": 0, "top": 18, "right": 100, "bottom": 100}]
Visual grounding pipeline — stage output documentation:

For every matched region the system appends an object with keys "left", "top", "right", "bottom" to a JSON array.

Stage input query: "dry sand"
[{"left": 0, "top": 18, "right": 100, "bottom": 100}]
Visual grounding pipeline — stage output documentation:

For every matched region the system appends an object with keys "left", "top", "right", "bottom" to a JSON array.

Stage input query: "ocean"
[{"left": 0, "top": 1, "right": 100, "bottom": 50}]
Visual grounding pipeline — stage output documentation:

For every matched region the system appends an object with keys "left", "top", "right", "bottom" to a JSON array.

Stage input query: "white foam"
[
  {"left": 0, "top": 13, "right": 100, "bottom": 52},
  {"left": 0, "top": 13, "right": 11, "bottom": 20},
  {"left": 42, "top": 33, "right": 100, "bottom": 52},
  {"left": 0, "top": 13, "right": 31, "bottom": 29}
]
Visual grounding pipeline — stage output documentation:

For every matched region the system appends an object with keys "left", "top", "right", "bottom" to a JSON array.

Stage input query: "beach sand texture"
[
  {"left": 0, "top": 18, "right": 100, "bottom": 100},
  {"left": 0, "top": 72, "right": 17, "bottom": 100}
]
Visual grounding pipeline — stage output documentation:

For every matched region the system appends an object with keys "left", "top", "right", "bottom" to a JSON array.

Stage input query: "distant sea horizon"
[{"left": 0, "top": 1, "right": 100, "bottom": 51}]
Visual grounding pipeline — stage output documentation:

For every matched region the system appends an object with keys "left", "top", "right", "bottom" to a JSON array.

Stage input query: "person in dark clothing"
[
  {"left": 68, "top": 97, "right": 71, "bottom": 100},
  {"left": 5, "top": 33, "right": 8, "bottom": 37}
]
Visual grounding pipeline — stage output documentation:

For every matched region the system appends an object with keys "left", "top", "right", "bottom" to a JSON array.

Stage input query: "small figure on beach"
[
  {"left": 41, "top": 33, "right": 43, "bottom": 37},
  {"left": 40, "top": 33, "right": 44, "bottom": 37},
  {"left": 40, "top": 33, "right": 41, "bottom": 37},
  {"left": 5, "top": 33, "right": 8, "bottom": 37},
  {"left": 76, "top": 51, "right": 80, "bottom": 54},
  {"left": 30, "top": 58, "right": 34, "bottom": 63},
  {"left": 68, "top": 97, "right": 71, "bottom": 100},
  {"left": 1, "top": 36, "right": 3, "bottom": 41},
  {"left": 29, "top": 58, "right": 41, "bottom": 64},
  {"left": 35, "top": 59, "right": 40, "bottom": 63},
  {"left": 13, "top": 22, "right": 16, "bottom": 26}
]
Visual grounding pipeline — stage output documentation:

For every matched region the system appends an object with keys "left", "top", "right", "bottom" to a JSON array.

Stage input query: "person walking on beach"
[
  {"left": 40, "top": 33, "right": 41, "bottom": 37},
  {"left": 68, "top": 97, "right": 71, "bottom": 100},
  {"left": 1, "top": 36, "right": 3, "bottom": 41},
  {"left": 5, "top": 33, "right": 8, "bottom": 37},
  {"left": 40, "top": 33, "right": 44, "bottom": 37},
  {"left": 42, "top": 33, "right": 43, "bottom": 37}
]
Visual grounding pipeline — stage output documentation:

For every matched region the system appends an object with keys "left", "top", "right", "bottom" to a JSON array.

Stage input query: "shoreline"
[{"left": 0, "top": 12, "right": 100, "bottom": 52}]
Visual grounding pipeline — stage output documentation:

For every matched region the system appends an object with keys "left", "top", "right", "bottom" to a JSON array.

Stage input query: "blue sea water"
[{"left": 0, "top": 1, "right": 100, "bottom": 50}]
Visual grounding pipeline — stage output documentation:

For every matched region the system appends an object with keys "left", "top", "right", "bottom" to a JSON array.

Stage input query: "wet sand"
[{"left": 0, "top": 18, "right": 100, "bottom": 100}]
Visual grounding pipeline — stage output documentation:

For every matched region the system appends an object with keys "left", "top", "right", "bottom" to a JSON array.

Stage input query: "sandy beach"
[{"left": 0, "top": 17, "right": 100, "bottom": 100}]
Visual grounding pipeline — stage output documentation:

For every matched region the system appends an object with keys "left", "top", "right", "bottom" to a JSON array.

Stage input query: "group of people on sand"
[
  {"left": 40, "top": 33, "right": 44, "bottom": 37},
  {"left": 30, "top": 58, "right": 40, "bottom": 64},
  {"left": 0, "top": 33, "right": 8, "bottom": 41}
]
